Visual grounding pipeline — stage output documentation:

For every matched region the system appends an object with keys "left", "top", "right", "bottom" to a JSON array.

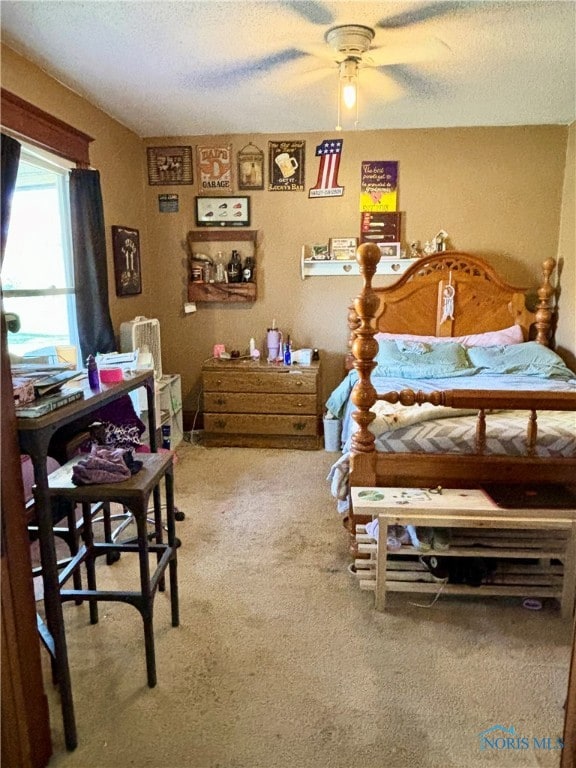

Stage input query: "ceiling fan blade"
[
  {"left": 379, "top": 64, "right": 446, "bottom": 99},
  {"left": 196, "top": 49, "right": 308, "bottom": 88},
  {"left": 282, "top": 1, "right": 335, "bottom": 26},
  {"left": 298, "top": 43, "right": 339, "bottom": 64},
  {"left": 376, "top": 1, "right": 472, "bottom": 30},
  {"left": 366, "top": 37, "right": 451, "bottom": 67},
  {"left": 360, "top": 69, "right": 405, "bottom": 102}
]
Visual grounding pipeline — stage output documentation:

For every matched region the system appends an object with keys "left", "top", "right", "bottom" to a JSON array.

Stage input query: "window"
[{"left": 2, "top": 143, "right": 78, "bottom": 366}]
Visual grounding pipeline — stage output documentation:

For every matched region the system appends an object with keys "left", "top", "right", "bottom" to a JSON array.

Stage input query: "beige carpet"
[{"left": 43, "top": 442, "right": 573, "bottom": 768}]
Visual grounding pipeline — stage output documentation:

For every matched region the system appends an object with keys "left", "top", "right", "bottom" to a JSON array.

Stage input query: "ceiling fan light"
[
  {"left": 342, "top": 81, "right": 357, "bottom": 109},
  {"left": 339, "top": 58, "right": 359, "bottom": 110}
]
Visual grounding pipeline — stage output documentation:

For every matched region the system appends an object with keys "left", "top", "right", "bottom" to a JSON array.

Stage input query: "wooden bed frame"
[{"left": 347, "top": 246, "right": 576, "bottom": 503}]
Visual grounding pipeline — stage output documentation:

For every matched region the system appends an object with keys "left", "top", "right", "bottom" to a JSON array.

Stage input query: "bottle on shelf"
[
  {"left": 283, "top": 335, "right": 292, "bottom": 366},
  {"left": 242, "top": 256, "right": 255, "bottom": 282},
  {"left": 226, "top": 250, "right": 242, "bottom": 283}
]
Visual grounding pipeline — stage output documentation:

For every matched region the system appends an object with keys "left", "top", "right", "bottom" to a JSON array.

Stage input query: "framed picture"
[
  {"left": 237, "top": 142, "right": 264, "bottom": 190},
  {"left": 377, "top": 242, "right": 401, "bottom": 260},
  {"left": 112, "top": 226, "right": 142, "bottom": 296},
  {"left": 329, "top": 237, "right": 358, "bottom": 260},
  {"left": 311, "top": 244, "right": 330, "bottom": 261},
  {"left": 195, "top": 196, "right": 250, "bottom": 227},
  {"left": 146, "top": 146, "right": 193, "bottom": 185}
]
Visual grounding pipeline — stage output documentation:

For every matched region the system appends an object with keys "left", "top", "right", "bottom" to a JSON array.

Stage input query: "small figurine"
[
  {"left": 409, "top": 240, "right": 422, "bottom": 259},
  {"left": 434, "top": 230, "right": 449, "bottom": 252}
]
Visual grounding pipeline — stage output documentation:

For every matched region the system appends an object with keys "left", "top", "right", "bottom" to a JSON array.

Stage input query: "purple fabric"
[
  {"left": 71, "top": 446, "right": 131, "bottom": 485},
  {"left": 92, "top": 395, "right": 146, "bottom": 436}
]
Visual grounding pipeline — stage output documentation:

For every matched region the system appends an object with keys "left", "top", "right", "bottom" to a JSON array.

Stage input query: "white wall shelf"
[{"left": 300, "top": 247, "right": 419, "bottom": 279}]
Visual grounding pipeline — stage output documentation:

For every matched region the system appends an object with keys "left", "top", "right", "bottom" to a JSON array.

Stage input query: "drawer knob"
[
  {"left": 293, "top": 422, "right": 306, "bottom": 432},
  {"left": 214, "top": 419, "right": 227, "bottom": 430},
  {"left": 297, "top": 402, "right": 304, "bottom": 408},
  {"left": 216, "top": 397, "right": 226, "bottom": 406},
  {"left": 216, "top": 378, "right": 223, "bottom": 386},
  {"left": 295, "top": 380, "right": 303, "bottom": 387}
]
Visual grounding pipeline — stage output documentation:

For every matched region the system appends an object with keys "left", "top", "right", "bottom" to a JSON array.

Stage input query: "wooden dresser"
[{"left": 201, "top": 359, "right": 322, "bottom": 449}]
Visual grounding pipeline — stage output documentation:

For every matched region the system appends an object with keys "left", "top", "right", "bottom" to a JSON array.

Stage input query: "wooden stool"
[{"left": 40, "top": 452, "right": 179, "bottom": 688}]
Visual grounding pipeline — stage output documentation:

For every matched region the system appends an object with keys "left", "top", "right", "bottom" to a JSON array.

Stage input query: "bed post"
[
  {"left": 349, "top": 243, "right": 381, "bottom": 486},
  {"left": 534, "top": 258, "right": 556, "bottom": 346}
]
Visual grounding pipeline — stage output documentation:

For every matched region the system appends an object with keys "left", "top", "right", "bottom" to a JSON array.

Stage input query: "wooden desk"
[{"left": 17, "top": 370, "right": 157, "bottom": 751}]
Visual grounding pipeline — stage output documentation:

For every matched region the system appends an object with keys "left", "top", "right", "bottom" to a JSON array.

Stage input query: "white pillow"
[{"left": 376, "top": 324, "right": 525, "bottom": 348}]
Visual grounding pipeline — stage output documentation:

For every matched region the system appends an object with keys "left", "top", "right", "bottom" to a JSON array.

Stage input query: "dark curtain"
[
  {"left": 69, "top": 168, "right": 116, "bottom": 362},
  {"left": 1, "top": 133, "right": 21, "bottom": 266}
]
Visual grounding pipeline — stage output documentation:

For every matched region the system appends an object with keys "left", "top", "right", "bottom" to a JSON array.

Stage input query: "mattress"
[{"left": 338, "top": 374, "right": 576, "bottom": 458}]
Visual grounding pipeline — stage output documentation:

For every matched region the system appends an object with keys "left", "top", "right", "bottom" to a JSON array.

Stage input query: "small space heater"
[{"left": 119, "top": 316, "right": 163, "bottom": 380}]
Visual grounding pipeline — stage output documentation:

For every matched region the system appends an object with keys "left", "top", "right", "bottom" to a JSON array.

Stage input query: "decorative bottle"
[
  {"left": 283, "top": 335, "right": 292, "bottom": 366},
  {"left": 242, "top": 256, "right": 255, "bottom": 282},
  {"left": 227, "top": 250, "right": 241, "bottom": 283},
  {"left": 87, "top": 354, "right": 100, "bottom": 391}
]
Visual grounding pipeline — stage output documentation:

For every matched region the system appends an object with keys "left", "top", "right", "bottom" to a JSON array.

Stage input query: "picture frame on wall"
[
  {"left": 195, "top": 196, "right": 250, "bottom": 227},
  {"left": 237, "top": 142, "right": 264, "bottom": 190},
  {"left": 329, "top": 237, "right": 358, "bottom": 260},
  {"left": 146, "top": 146, "right": 193, "bottom": 185},
  {"left": 377, "top": 242, "right": 401, "bottom": 260},
  {"left": 112, "top": 225, "right": 142, "bottom": 296}
]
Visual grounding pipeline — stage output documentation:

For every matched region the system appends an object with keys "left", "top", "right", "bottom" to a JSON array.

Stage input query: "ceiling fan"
[{"left": 199, "top": 1, "right": 464, "bottom": 106}]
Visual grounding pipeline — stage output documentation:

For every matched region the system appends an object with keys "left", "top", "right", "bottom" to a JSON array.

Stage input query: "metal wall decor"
[
  {"left": 237, "top": 142, "right": 264, "bottom": 190},
  {"left": 197, "top": 145, "right": 233, "bottom": 192},
  {"left": 147, "top": 146, "right": 193, "bottom": 185},
  {"left": 268, "top": 140, "right": 305, "bottom": 191}
]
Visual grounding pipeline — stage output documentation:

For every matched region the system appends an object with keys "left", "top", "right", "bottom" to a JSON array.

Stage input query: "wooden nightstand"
[{"left": 201, "top": 359, "right": 322, "bottom": 449}]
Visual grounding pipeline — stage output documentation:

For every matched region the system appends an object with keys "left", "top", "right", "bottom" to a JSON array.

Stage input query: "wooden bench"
[{"left": 351, "top": 487, "right": 576, "bottom": 617}]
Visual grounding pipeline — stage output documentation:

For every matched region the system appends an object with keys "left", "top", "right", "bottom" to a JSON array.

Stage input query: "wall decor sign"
[
  {"left": 195, "top": 196, "right": 250, "bottom": 227},
  {"left": 237, "top": 142, "right": 264, "bottom": 190},
  {"left": 268, "top": 140, "right": 305, "bottom": 191},
  {"left": 309, "top": 138, "right": 344, "bottom": 198},
  {"left": 147, "top": 146, "right": 193, "bottom": 185},
  {"left": 329, "top": 237, "right": 358, "bottom": 260},
  {"left": 359, "top": 160, "right": 398, "bottom": 212},
  {"left": 360, "top": 212, "right": 401, "bottom": 244},
  {"left": 158, "top": 194, "right": 179, "bottom": 213},
  {"left": 197, "top": 145, "right": 233, "bottom": 191},
  {"left": 112, "top": 225, "right": 142, "bottom": 296}
]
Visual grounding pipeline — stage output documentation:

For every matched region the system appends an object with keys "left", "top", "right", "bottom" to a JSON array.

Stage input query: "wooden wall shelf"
[
  {"left": 187, "top": 229, "right": 258, "bottom": 303},
  {"left": 187, "top": 281, "right": 256, "bottom": 303}
]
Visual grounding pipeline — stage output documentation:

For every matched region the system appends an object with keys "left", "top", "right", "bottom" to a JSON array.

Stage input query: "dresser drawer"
[
  {"left": 204, "top": 391, "right": 317, "bottom": 414},
  {"left": 204, "top": 413, "right": 319, "bottom": 436},
  {"left": 203, "top": 369, "right": 317, "bottom": 394}
]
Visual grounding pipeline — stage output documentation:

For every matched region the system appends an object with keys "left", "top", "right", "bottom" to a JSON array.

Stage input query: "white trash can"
[{"left": 323, "top": 417, "right": 342, "bottom": 452}]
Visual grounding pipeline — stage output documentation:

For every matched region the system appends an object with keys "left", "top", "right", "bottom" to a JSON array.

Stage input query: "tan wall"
[
  {"left": 146, "top": 125, "right": 570, "bottom": 407},
  {"left": 2, "top": 43, "right": 573, "bottom": 412},
  {"left": 556, "top": 121, "right": 576, "bottom": 369}
]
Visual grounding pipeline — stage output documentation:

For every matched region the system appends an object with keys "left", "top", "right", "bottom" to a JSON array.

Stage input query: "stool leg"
[
  {"left": 81, "top": 502, "right": 99, "bottom": 625},
  {"left": 165, "top": 466, "right": 179, "bottom": 628},
  {"left": 65, "top": 501, "right": 83, "bottom": 600},
  {"left": 152, "top": 484, "right": 165, "bottom": 592},
  {"left": 135, "top": 502, "right": 156, "bottom": 688}
]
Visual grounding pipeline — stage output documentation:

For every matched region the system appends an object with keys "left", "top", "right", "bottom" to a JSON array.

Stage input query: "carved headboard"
[{"left": 347, "top": 251, "right": 556, "bottom": 353}]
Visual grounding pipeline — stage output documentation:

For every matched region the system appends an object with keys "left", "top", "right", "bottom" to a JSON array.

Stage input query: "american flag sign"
[{"left": 309, "top": 139, "right": 344, "bottom": 198}]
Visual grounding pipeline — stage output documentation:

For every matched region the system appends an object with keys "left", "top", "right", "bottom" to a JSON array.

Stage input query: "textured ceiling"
[{"left": 1, "top": 0, "right": 575, "bottom": 137}]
